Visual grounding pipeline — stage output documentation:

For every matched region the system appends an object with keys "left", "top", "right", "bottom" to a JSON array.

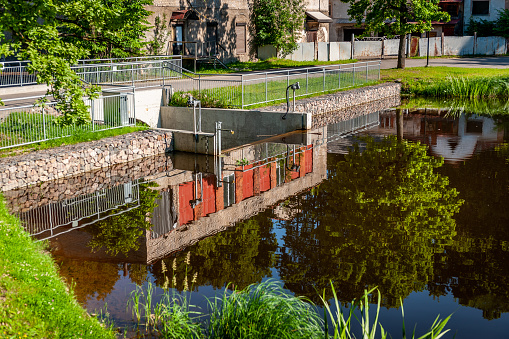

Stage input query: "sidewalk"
[{"left": 380, "top": 56, "right": 509, "bottom": 69}]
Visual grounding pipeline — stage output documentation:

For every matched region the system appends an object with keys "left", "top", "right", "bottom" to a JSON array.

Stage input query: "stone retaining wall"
[
  {"left": 0, "top": 130, "right": 172, "bottom": 192},
  {"left": 260, "top": 82, "right": 401, "bottom": 116},
  {"left": 4, "top": 153, "right": 173, "bottom": 213},
  {"left": 312, "top": 95, "right": 401, "bottom": 128}
]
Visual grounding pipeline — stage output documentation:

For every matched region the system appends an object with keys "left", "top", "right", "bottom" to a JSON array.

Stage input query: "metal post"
[
  {"left": 353, "top": 63, "right": 356, "bottom": 86},
  {"left": 323, "top": 66, "right": 325, "bottom": 92},
  {"left": 91, "top": 99, "right": 95, "bottom": 131},
  {"left": 378, "top": 60, "right": 381, "bottom": 80},
  {"left": 287, "top": 70, "right": 290, "bottom": 88},
  {"left": 306, "top": 69, "right": 309, "bottom": 94},
  {"left": 131, "top": 65, "right": 135, "bottom": 87},
  {"left": 265, "top": 72, "right": 268, "bottom": 103},
  {"left": 365, "top": 62, "right": 368, "bottom": 83},
  {"left": 241, "top": 74, "right": 244, "bottom": 108},
  {"left": 42, "top": 106, "right": 47, "bottom": 139},
  {"left": 426, "top": 31, "right": 430, "bottom": 67},
  {"left": 338, "top": 64, "right": 341, "bottom": 89},
  {"left": 217, "top": 121, "right": 222, "bottom": 156},
  {"left": 19, "top": 63, "right": 23, "bottom": 87}
]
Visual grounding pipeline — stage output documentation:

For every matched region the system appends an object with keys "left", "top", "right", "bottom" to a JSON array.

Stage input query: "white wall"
[{"left": 463, "top": 0, "right": 506, "bottom": 34}]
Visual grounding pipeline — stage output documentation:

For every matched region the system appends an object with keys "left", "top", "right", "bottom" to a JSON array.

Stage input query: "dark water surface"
[{"left": 5, "top": 108, "right": 509, "bottom": 338}]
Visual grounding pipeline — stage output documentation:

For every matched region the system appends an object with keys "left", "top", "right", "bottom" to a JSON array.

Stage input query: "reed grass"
[
  {"left": 207, "top": 280, "right": 324, "bottom": 339},
  {"left": 126, "top": 280, "right": 454, "bottom": 339},
  {"left": 418, "top": 76, "right": 509, "bottom": 99}
]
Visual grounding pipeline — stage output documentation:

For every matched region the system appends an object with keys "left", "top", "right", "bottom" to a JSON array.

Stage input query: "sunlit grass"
[{"left": 0, "top": 195, "right": 115, "bottom": 338}]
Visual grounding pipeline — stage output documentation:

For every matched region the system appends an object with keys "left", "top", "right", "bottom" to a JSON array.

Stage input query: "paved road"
[
  {"left": 379, "top": 56, "right": 509, "bottom": 69},
  {"left": 4, "top": 56, "right": 509, "bottom": 103}
]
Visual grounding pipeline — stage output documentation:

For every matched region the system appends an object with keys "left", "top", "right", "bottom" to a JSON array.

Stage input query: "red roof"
[
  {"left": 170, "top": 10, "right": 188, "bottom": 20},
  {"left": 170, "top": 10, "right": 199, "bottom": 21}
]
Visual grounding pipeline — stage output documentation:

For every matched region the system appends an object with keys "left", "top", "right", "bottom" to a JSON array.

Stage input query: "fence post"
[
  {"left": 131, "top": 65, "right": 135, "bottom": 87},
  {"left": 241, "top": 74, "right": 244, "bottom": 108},
  {"left": 378, "top": 61, "right": 381, "bottom": 80},
  {"left": 323, "top": 66, "right": 325, "bottom": 92},
  {"left": 265, "top": 72, "right": 268, "bottom": 103},
  {"left": 19, "top": 63, "right": 23, "bottom": 87},
  {"left": 287, "top": 70, "right": 289, "bottom": 89},
  {"left": 91, "top": 98, "right": 95, "bottom": 131},
  {"left": 306, "top": 68, "right": 309, "bottom": 94},
  {"left": 353, "top": 63, "right": 356, "bottom": 86},
  {"left": 42, "top": 105, "right": 47, "bottom": 140},
  {"left": 365, "top": 62, "right": 368, "bottom": 83},
  {"left": 338, "top": 64, "right": 341, "bottom": 89}
]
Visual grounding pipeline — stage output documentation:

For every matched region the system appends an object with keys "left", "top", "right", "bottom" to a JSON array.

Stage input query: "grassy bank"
[
  {"left": 381, "top": 66, "right": 509, "bottom": 97},
  {"left": 0, "top": 125, "right": 148, "bottom": 158},
  {"left": 0, "top": 196, "right": 115, "bottom": 338}
]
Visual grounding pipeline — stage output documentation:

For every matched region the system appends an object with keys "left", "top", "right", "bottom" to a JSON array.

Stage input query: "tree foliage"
[
  {"left": 0, "top": 0, "right": 152, "bottom": 125},
  {"left": 252, "top": 0, "right": 305, "bottom": 57},
  {"left": 341, "top": 0, "right": 450, "bottom": 68},
  {"left": 466, "top": 9, "right": 509, "bottom": 38},
  {"left": 147, "top": 14, "right": 171, "bottom": 56}
]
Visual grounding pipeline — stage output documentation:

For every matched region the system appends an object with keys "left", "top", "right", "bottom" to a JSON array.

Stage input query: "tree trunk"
[
  {"left": 397, "top": 33, "right": 406, "bottom": 69},
  {"left": 396, "top": 108, "right": 404, "bottom": 141}
]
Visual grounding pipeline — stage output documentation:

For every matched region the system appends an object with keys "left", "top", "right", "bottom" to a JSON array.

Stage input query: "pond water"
[{"left": 4, "top": 105, "right": 509, "bottom": 338}]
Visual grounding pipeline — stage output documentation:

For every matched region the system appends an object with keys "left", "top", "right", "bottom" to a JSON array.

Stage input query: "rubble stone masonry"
[{"left": 0, "top": 130, "right": 172, "bottom": 192}]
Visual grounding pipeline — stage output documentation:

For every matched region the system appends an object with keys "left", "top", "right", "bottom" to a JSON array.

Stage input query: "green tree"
[
  {"left": 252, "top": 0, "right": 305, "bottom": 57},
  {"left": 0, "top": 0, "right": 152, "bottom": 125},
  {"left": 147, "top": 14, "right": 171, "bottom": 55},
  {"left": 341, "top": 0, "right": 450, "bottom": 68}
]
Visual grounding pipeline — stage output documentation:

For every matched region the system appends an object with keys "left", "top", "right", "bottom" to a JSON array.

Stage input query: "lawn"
[{"left": 0, "top": 195, "right": 115, "bottom": 338}]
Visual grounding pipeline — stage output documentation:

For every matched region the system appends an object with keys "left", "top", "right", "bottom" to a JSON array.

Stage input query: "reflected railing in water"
[{"left": 16, "top": 180, "right": 142, "bottom": 239}]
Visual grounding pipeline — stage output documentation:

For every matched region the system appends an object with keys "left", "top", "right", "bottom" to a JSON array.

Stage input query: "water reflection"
[{"left": 2, "top": 108, "right": 509, "bottom": 336}]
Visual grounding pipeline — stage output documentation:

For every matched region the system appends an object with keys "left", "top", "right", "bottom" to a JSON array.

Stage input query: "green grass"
[
  {"left": 381, "top": 66, "right": 509, "bottom": 95},
  {"left": 0, "top": 124, "right": 148, "bottom": 157},
  {"left": 401, "top": 96, "right": 509, "bottom": 116},
  {"left": 195, "top": 57, "right": 359, "bottom": 74},
  {"left": 0, "top": 195, "right": 115, "bottom": 338},
  {"left": 124, "top": 280, "right": 453, "bottom": 339},
  {"left": 207, "top": 281, "right": 324, "bottom": 339}
]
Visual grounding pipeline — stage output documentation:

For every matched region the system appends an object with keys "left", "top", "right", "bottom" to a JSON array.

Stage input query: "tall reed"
[
  {"left": 207, "top": 280, "right": 324, "bottom": 339},
  {"left": 321, "top": 282, "right": 452, "bottom": 339},
  {"left": 418, "top": 76, "right": 509, "bottom": 99}
]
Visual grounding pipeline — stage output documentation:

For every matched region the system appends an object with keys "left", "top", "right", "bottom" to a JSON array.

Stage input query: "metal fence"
[
  {"left": 166, "top": 60, "right": 381, "bottom": 109},
  {"left": 0, "top": 55, "right": 183, "bottom": 88},
  {"left": 73, "top": 57, "right": 183, "bottom": 87},
  {"left": 0, "top": 91, "right": 136, "bottom": 150}
]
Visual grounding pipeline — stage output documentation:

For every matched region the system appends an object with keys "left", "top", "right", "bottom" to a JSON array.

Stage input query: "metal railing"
[
  {"left": 0, "top": 90, "right": 136, "bottom": 150},
  {"left": 165, "top": 60, "right": 381, "bottom": 109},
  {"left": 0, "top": 55, "right": 183, "bottom": 88},
  {"left": 73, "top": 57, "right": 183, "bottom": 88}
]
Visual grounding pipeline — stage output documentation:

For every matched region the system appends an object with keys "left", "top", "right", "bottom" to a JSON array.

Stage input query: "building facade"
[{"left": 146, "top": 0, "right": 332, "bottom": 62}]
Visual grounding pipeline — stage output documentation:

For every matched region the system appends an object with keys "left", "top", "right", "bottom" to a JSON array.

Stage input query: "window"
[
  {"left": 236, "top": 23, "right": 246, "bottom": 54},
  {"left": 472, "top": 1, "right": 489, "bottom": 15}
]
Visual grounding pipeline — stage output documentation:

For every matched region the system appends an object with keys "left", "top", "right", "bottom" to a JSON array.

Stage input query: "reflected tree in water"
[
  {"left": 54, "top": 257, "right": 121, "bottom": 305},
  {"left": 87, "top": 182, "right": 160, "bottom": 256},
  {"left": 151, "top": 210, "right": 278, "bottom": 291},
  {"left": 431, "top": 145, "right": 509, "bottom": 319},
  {"left": 278, "top": 136, "right": 463, "bottom": 306}
]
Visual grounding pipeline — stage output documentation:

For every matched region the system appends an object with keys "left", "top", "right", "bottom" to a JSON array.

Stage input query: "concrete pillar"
[
  {"left": 235, "top": 170, "right": 244, "bottom": 204},
  {"left": 253, "top": 167, "right": 261, "bottom": 196}
]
